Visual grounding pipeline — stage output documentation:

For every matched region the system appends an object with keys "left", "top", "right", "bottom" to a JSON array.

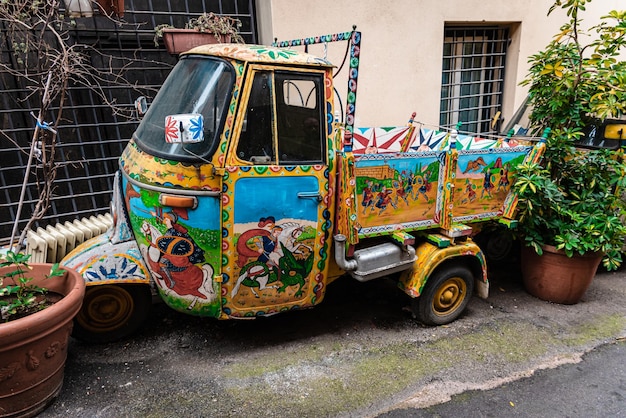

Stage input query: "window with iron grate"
[{"left": 440, "top": 26, "right": 509, "bottom": 136}]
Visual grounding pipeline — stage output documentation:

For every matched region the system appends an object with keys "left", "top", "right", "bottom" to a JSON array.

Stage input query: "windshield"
[
  {"left": 502, "top": 96, "right": 623, "bottom": 149},
  {"left": 134, "top": 56, "right": 235, "bottom": 162}
]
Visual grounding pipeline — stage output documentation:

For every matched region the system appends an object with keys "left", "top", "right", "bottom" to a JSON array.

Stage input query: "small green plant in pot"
[
  {"left": 154, "top": 12, "right": 244, "bottom": 53},
  {"left": 513, "top": 0, "right": 626, "bottom": 302},
  {"left": 0, "top": 251, "right": 65, "bottom": 321},
  {"left": 0, "top": 250, "right": 85, "bottom": 417}
]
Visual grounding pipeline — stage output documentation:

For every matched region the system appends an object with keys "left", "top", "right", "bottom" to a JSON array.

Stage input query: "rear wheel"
[
  {"left": 72, "top": 284, "right": 152, "bottom": 343},
  {"left": 474, "top": 227, "right": 517, "bottom": 264},
  {"left": 413, "top": 265, "right": 474, "bottom": 325}
]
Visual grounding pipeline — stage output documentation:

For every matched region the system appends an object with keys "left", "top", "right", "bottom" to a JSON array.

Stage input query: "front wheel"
[
  {"left": 413, "top": 265, "right": 474, "bottom": 325},
  {"left": 72, "top": 284, "right": 152, "bottom": 343}
]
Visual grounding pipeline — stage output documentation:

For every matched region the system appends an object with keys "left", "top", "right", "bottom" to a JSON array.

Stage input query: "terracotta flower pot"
[
  {"left": 161, "top": 29, "right": 231, "bottom": 55},
  {"left": 520, "top": 244, "right": 602, "bottom": 304},
  {"left": 0, "top": 264, "right": 85, "bottom": 418}
]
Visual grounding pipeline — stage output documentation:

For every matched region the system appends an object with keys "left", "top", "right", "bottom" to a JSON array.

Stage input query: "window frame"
[
  {"left": 234, "top": 66, "right": 327, "bottom": 166},
  {"left": 440, "top": 26, "right": 509, "bottom": 135}
]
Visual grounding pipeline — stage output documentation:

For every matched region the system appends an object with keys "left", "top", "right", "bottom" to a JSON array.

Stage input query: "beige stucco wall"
[{"left": 255, "top": 0, "right": 624, "bottom": 130}]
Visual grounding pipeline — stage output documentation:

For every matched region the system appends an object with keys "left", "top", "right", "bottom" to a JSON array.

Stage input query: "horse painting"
[{"left": 139, "top": 220, "right": 216, "bottom": 307}]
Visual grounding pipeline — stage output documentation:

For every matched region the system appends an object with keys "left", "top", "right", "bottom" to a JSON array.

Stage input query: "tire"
[
  {"left": 474, "top": 228, "right": 517, "bottom": 264},
  {"left": 413, "top": 265, "right": 474, "bottom": 326},
  {"left": 72, "top": 284, "right": 152, "bottom": 343}
]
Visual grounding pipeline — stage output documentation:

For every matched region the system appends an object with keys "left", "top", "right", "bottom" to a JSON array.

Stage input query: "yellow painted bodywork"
[
  {"left": 120, "top": 141, "right": 221, "bottom": 192},
  {"left": 604, "top": 123, "right": 626, "bottom": 140},
  {"left": 398, "top": 239, "right": 487, "bottom": 298}
]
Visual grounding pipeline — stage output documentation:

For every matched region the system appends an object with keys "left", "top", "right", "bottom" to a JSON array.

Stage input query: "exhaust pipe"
[{"left": 333, "top": 234, "right": 357, "bottom": 271}]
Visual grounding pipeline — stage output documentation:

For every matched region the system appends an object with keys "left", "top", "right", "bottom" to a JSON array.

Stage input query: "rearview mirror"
[{"left": 134, "top": 96, "right": 148, "bottom": 116}]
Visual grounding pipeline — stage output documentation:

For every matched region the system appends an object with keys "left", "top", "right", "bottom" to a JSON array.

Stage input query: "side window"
[
  {"left": 236, "top": 70, "right": 325, "bottom": 165},
  {"left": 237, "top": 72, "right": 275, "bottom": 164},
  {"left": 276, "top": 71, "right": 325, "bottom": 164}
]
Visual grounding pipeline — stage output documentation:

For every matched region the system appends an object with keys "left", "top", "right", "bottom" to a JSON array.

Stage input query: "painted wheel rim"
[
  {"left": 77, "top": 286, "right": 135, "bottom": 333},
  {"left": 432, "top": 277, "right": 466, "bottom": 316}
]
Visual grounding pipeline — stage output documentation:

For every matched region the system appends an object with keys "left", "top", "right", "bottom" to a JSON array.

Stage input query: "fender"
[
  {"left": 61, "top": 231, "right": 151, "bottom": 286},
  {"left": 61, "top": 170, "right": 151, "bottom": 287},
  {"left": 398, "top": 238, "right": 488, "bottom": 299}
]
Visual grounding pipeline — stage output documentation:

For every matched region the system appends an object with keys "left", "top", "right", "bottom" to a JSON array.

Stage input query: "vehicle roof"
[{"left": 182, "top": 43, "right": 334, "bottom": 67}]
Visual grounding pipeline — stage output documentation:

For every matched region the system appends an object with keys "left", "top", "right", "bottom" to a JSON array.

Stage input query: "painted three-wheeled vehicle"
[{"left": 62, "top": 30, "right": 546, "bottom": 342}]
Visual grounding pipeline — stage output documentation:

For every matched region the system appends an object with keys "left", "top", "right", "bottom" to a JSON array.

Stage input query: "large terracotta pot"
[
  {"left": 161, "top": 29, "right": 231, "bottom": 55},
  {"left": 0, "top": 264, "right": 85, "bottom": 418},
  {"left": 520, "top": 244, "right": 603, "bottom": 304}
]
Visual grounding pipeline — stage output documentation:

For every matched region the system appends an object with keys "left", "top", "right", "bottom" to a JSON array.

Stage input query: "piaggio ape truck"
[{"left": 62, "top": 29, "right": 545, "bottom": 342}]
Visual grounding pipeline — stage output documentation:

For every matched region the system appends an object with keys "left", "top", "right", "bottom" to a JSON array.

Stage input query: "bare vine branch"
[{"left": 0, "top": 0, "right": 157, "bottom": 250}]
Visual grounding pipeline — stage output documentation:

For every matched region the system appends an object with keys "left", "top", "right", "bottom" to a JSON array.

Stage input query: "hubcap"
[
  {"left": 432, "top": 277, "right": 466, "bottom": 316},
  {"left": 77, "top": 286, "right": 134, "bottom": 333}
]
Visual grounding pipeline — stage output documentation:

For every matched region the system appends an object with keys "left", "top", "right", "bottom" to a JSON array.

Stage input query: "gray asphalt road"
[{"left": 379, "top": 339, "right": 626, "bottom": 417}]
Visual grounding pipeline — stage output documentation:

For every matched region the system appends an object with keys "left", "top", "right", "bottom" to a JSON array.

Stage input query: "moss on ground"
[
  {"left": 200, "top": 314, "right": 626, "bottom": 416},
  {"left": 218, "top": 321, "right": 561, "bottom": 416},
  {"left": 223, "top": 343, "right": 340, "bottom": 379},
  {"left": 562, "top": 313, "right": 626, "bottom": 346}
]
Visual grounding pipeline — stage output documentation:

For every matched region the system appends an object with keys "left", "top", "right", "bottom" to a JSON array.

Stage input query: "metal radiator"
[{"left": 25, "top": 214, "right": 113, "bottom": 263}]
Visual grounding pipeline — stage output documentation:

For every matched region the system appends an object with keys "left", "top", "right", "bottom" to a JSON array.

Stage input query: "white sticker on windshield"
[{"left": 165, "top": 113, "right": 204, "bottom": 143}]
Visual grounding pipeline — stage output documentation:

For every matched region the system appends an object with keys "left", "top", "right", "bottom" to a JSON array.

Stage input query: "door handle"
[
  {"left": 159, "top": 194, "right": 198, "bottom": 209},
  {"left": 297, "top": 191, "right": 322, "bottom": 202}
]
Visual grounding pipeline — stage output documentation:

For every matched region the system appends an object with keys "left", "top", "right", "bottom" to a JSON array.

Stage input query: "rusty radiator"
[{"left": 25, "top": 214, "right": 113, "bottom": 263}]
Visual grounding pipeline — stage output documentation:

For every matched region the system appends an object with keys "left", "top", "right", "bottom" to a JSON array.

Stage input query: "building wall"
[{"left": 256, "top": 0, "right": 624, "bottom": 129}]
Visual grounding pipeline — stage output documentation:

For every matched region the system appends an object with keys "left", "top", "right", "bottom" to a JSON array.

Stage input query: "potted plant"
[
  {"left": 154, "top": 12, "right": 245, "bottom": 55},
  {"left": 1, "top": 2, "right": 140, "bottom": 414},
  {"left": 514, "top": 0, "right": 626, "bottom": 304},
  {"left": 0, "top": 251, "right": 85, "bottom": 417}
]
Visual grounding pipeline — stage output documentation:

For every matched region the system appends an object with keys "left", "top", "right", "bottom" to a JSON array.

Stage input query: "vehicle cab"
[{"left": 63, "top": 44, "right": 339, "bottom": 340}]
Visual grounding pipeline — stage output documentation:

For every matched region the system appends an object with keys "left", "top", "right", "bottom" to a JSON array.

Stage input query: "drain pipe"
[{"left": 334, "top": 234, "right": 358, "bottom": 271}]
